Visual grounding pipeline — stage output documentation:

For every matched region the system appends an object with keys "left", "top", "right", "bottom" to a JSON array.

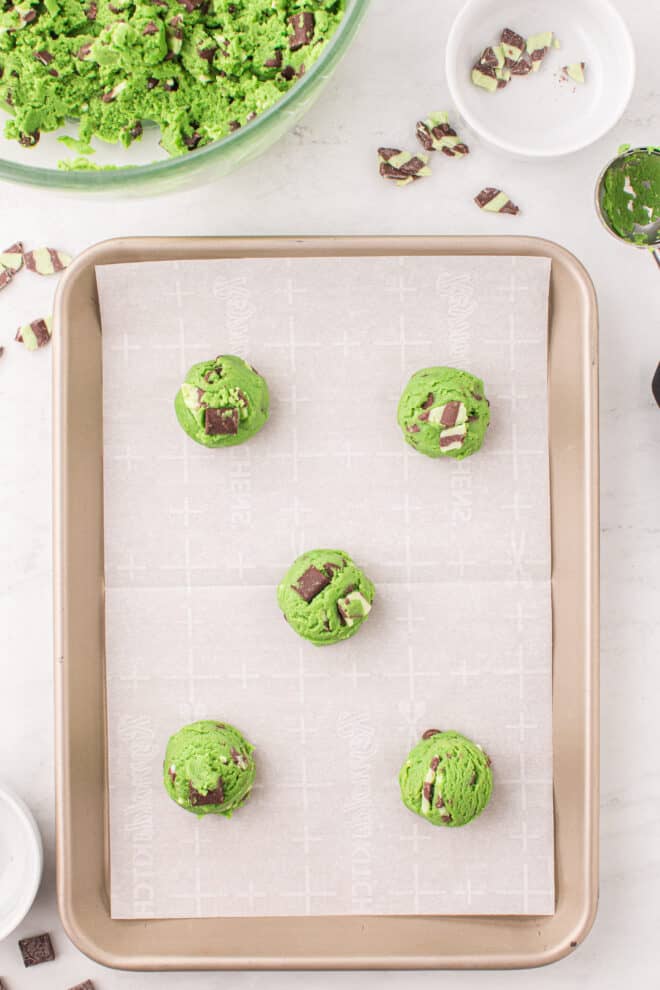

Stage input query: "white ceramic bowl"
[
  {"left": 0, "top": 785, "right": 43, "bottom": 941},
  {"left": 446, "top": 0, "right": 635, "bottom": 158}
]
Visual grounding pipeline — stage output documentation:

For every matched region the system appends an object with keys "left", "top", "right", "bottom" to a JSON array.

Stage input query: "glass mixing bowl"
[{"left": 0, "top": 0, "right": 369, "bottom": 195}]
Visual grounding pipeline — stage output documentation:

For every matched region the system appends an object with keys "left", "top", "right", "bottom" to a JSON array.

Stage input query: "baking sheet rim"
[{"left": 53, "top": 234, "right": 599, "bottom": 970}]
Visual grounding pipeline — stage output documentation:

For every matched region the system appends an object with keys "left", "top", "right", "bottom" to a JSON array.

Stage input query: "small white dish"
[
  {"left": 446, "top": 0, "right": 635, "bottom": 158},
  {"left": 0, "top": 784, "right": 43, "bottom": 941}
]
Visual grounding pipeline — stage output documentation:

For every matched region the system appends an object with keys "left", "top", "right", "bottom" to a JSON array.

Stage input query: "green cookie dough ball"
[
  {"left": 277, "top": 549, "right": 375, "bottom": 646},
  {"left": 399, "top": 729, "right": 493, "bottom": 827},
  {"left": 164, "top": 720, "right": 256, "bottom": 817},
  {"left": 397, "top": 366, "right": 490, "bottom": 459},
  {"left": 174, "top": 354, "right": 269, "bottom": 448}
]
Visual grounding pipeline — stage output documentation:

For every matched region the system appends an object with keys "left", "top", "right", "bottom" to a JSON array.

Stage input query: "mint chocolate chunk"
[
  {"left": 293, "top": 565, "right": 330, "bottom": 602},
  {"left": 205, "top": 407, "right": 239, "bottom": 435}
]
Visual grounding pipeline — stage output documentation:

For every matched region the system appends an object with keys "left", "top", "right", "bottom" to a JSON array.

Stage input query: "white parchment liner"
[{"left": 97, "top": 254, "right": 554, "bottom": 918}]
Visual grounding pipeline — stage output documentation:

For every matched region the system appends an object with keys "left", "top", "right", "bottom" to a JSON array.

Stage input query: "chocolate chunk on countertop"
[{"left": 19, "top": 933, "right": 55, "bottom": 967}]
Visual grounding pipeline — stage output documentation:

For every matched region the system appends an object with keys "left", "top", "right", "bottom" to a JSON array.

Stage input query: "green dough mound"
[
  {"left": 397, "top": 366, "right": 490, "bottom": 460},
  {"left": 601, "top": 148, "right": 660, "bottom": 244},
  {"left": 399, "top": 729, "right": 493, "bottom": 828},
  {"left": 0, "top": 0, "right": 346, "bottom": 158},
  {"left": 174, "top": 354, "right": 269, "bottom": 448},
  {"left": 164, "top": 720, "right": 256, "bottom": 817},
  {"left": 277, "top": 549, "right": 375, "bottom": 646}
]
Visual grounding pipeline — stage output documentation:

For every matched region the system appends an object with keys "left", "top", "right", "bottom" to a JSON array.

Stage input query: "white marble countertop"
[{"left": 1, "top": 0, "right": 658, "bottom": 986}]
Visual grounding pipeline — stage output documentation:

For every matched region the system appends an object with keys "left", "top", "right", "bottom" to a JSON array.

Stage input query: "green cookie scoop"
[
  {"left": 397, "top": 366, "right": 490, "bottom": 459},
  {"left": 277, "top": 549, "right": 375, "bottom": 646},
  {"left": 599, "top": 147, "right": 660, "bottom": 246},
  {"left": 175, "top": 354, "right": 269, "bottom": 448},
  {"left": 399, "top": 729, "right": 493, "bottom": 827},
  {"left": 164, "top": 720, "right": 256, "bottom": 817}
]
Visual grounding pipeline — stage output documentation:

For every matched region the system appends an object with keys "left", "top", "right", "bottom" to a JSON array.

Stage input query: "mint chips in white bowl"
[{"left": 446, "top": 0, "right": 635, "bottom": 158}]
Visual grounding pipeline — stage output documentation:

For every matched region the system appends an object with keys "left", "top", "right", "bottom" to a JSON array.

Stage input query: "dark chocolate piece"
[
  {"left": 429, "top": 756, "right": 440, "bottom": 771},
  {"left": 230, "top": 746, "right": 248, "bottom": 769},
  {"left": 19, "top": 130, "right": 40, "bottom": 146},
  {"left": 422, "top": 728, "right": 441, "bottom": 739},
  {"left": 189, "top": 779, "right": 225, "bottom": 806},
  {"left": 422, "top": 781, "right": 432, "bottom": 801},
  {"left": 204, "top": 407, "right": 239, "bottom": 436},
  {"left": 421, "top": 392, "right": 434, "bottom": 409},
  {"left": 67, "top": 981, "right": 95, "bottom": 990},
  {"left": 479, "top": 46, "right": 500, "bottom": 67},
  {"left": 510, "top": 52, "right": 532, "bottom": 75},
  {"left": 288, "top": 11, "right": 315, "bottom": 51},
  {"left": 143, "top": 20, "right": 158, "bottom": 34},
  {"left": 33, "top": 50, "right": 54, "bottom": 66},
  {"left": 264, "top": 50, "right": 283, "bottom": 68},
  {"left": 19, "top": 933, "right": 55, "bottom": 967},
  {"left": 652, "top": 362, "right": 660, "bottom": 407},
  {"left": 440, "top": 401, "right": 461, "bottom": 426},
  {"left": 292, "top": 565, "right": 330, "bottom": 602},
  {"left": 324, "top": 561, "right": 341, "bottom": 576},
  {"left": 281, "top": 65, "right": 296, "bottom": 81},
  {"left": 0, "top": 268, "right": 13, "bottom": 291},
  {"left": 406, "top": 424, "right": 420, "bottom": 433}
]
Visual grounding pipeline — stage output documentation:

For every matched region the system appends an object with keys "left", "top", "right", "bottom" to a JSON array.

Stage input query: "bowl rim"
[
  {"left": 0, "top": 0, "right": 369, "bottom": 190},
  {"left": 445, "top": 0, "right": 636, "bottom": 159},
  {"left": 0, "top": 784, "right": 44, "bottom": 941}
]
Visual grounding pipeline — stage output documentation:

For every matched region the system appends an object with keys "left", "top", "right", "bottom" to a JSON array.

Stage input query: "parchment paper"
[{"left": 97, "top": 253, "right": 554, "bottom": 918}]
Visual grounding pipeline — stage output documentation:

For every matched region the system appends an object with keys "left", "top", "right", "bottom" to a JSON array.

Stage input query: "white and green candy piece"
[
  {"left": 15, "top": 315, "right": 52, "bottom": 350},
  {"left": 526, "top": 31, "right": 558, "bottom": 72},
  {"left": 500, "top": 28, "right": 525, "bottom": 66},
  {"left": 562, "top": 62, "right": 586, "bottom": 84},
  {"left": 24, "top": 246, "right": 71, "bottom": 275},
  {"left": 378, "top": 147, "right": 431, "bottom": 186},
  {"left": 0, "top": 240, "right": 23, "bottom": 274},
  {"left": 471, "top": 63, "right": 498, "bottom": 93},
  {"left": 415, "top": 111, "right": 469, "bottom": 158},
  {"left": 337, "top": 590, "right": 372, "bottom": 627},
  {"left": 474, "top": 187, "right": 520, "bottom": 215}
]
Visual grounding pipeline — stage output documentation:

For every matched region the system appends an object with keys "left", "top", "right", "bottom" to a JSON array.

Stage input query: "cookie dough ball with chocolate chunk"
[
  {"left": 174, "top": 355, "right": 269, "bottom": 448},
  {"left": 399, "top": 729, "right": 493, "bottom": 827},
  {"left": 164, "top": 720, "right": 256, "bottom": 818},
  {"left": 397, "top": 366, "right": 490, "bottom": 459},
  {"left": 277, "top": 549, "right": 375, "bottom": 646}
]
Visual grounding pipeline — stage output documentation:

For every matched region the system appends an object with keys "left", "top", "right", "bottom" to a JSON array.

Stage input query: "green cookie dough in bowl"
[
  {"left": 399, "top": 729, "right": 493, "bottom": 827},
  {"left": 0, "top": 0, "right": 369, "bottom": 192},
  {"left": 398, "top": 366, "right": 490, "bottom": 459},
  {"left": 175, "top": 354, "right": 269, "bottom": 447},
  {"left": 164, "top": 720, "right": 256, "bottom": 816},
  {"left": 277, "top": 549, "right": 374, "bottom": 646}
]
